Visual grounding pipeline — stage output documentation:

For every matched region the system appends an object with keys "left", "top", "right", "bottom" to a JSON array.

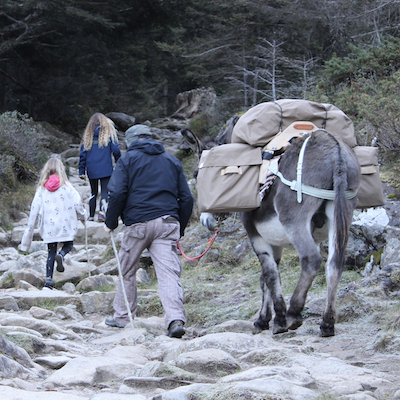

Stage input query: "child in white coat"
[{"left": 21, "top": 157, "right": 86, "bottom": 289}]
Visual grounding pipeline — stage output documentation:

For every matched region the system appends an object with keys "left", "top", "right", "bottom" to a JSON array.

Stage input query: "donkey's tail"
[{"left": 331, "top": 135, "right": 351, "bottom": 268}]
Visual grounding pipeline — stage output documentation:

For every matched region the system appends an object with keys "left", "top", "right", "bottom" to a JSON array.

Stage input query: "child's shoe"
[
  {"left": 98, "top": 212, "right": 105, "bottom": 223},
  {"left": 43, "top": 279, "right": 54, "bottom": 290},
  {"left": 55, "top": 253, "right": 64, "bottom": 272}
]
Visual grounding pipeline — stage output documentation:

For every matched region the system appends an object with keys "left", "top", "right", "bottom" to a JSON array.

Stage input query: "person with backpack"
[
  {"left": 21, "top": 157, "right": 87, "bottom": 290},
  {"left": 79, "top": 112, "right": 121, "bottom": 222},
  {"left": 103, "top": 124, "right": 193, "bottom": 338}
]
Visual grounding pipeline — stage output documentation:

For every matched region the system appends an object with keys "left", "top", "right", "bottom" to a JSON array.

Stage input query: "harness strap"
[
  {"left": 268, "top": 136, "right": 358, "bottom": 202},
  {"left": 295, "top": 135, "right": 310, "bottom": 202}
]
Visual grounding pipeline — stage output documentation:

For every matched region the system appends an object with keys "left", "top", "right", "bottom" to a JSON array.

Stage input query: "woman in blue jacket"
[{"left": 79, "top": 113, "right": 121, "bottom": 222}]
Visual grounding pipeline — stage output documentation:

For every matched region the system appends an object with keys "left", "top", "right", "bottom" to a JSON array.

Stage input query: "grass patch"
[
  {"left": 182, "top": 245, "right": 261, "bottom": 327},
  {"left": 36, "top": 299, "right": 59, "bottom": 311},
  {"left": 137, "top": 293, "right": 163, "bottom": 318},
  {"left": 373, "top": 331, "right": 399, "bottom": 351},
  {"left": 196, "top": 386, "right": 279, "bottom": 400},
  {"left": 0, "top": 272, "right": 15, "bottom": 289},
  {"left": 5, "top": 334, "right": 35, "bottom": 355},
  {"left": 97, "top": 285, "right": 116, "bottom": 292},
  {"left": 179, "top": 152, "right": 199, "bottom": 180},
  {"left": 371, "top": 302, "right": 400, "bottom": 331},
  {"left": 0, "top": 181, "right": 36, "bottom": 230},
  {"left": 380, "top": 161, "right": 400, "bottom": 191}
]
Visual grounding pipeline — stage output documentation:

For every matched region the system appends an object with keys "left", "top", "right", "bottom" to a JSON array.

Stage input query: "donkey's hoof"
[
  {"left": 272, "top": 324, "right": 288, "bottom": 335},
  {"left": 253, "top": 320, "right": 269, "bottom": 334},
  {"left": 320, "top": 325, "right": 335, "bottom": 337},
  {"left": 287, "top": 315, "right": 303, "bottom": 331}
]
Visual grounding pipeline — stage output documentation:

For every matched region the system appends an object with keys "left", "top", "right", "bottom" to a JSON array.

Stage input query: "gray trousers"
[{"left": 113, "top": 215, "right": 186, "bottom": 329}]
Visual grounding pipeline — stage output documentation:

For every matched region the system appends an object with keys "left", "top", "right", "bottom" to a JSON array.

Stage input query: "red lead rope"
[{"left": 177, "top": 230, "right": 219, "bottom": 261}]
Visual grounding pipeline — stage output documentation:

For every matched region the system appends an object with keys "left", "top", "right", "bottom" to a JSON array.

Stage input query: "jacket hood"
[
  {"left": 128, "top": 138, "right": 165, "bottom": 155},
  {"left": 45, "top": 174, "right": 60, "bottom": 192}
]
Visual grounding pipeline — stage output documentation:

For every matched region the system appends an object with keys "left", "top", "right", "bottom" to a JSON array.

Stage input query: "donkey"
[{"left": 182, "top": 124, "right": 361, "bottom": 337}]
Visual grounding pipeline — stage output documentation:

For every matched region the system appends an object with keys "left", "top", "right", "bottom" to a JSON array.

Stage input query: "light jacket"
[
  {"left": 79, "top": 125, "right": 121, "bottom": 179},
  {"left": 20, "top": 183, "right": 86, "bottom": 251}
]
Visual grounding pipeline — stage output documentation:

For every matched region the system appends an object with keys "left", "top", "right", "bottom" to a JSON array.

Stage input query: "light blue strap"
[
  {"left": 296, "top": 136, "right": 311, "bottom": 202},
  {"left": 268, "top": 148, "right": 357, "bottom": 202}
]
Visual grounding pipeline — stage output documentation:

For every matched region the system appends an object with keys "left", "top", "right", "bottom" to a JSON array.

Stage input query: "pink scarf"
[{"left": 45, "top": 174, "right": 60, "bottom": 192}]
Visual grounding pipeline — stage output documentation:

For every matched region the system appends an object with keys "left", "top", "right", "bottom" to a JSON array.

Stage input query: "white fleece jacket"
[{"left": 20, "top": 184, "right": 86, "bottom": 251}]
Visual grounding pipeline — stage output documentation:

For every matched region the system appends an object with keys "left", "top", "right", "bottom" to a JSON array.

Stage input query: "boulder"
[{"left": 106, "top": 112, "right": 136, "bottom": 132}]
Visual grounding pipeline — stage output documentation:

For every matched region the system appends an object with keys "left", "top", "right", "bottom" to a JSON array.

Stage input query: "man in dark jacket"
[{"left": 104, "top": 124, "right": 193, "bottom": 338}]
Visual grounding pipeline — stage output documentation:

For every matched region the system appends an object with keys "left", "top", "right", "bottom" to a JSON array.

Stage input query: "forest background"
[{"left": 1, "top": 0, "right": 400, "bottom": 225}]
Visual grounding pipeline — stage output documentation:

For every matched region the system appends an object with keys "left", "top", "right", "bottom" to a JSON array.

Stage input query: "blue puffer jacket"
[
  {"left": 79, "top": 125, "right": 121, "bottom": 179},
  {"left": 105, "top": 139, "right": 193, "bottom": 236}
]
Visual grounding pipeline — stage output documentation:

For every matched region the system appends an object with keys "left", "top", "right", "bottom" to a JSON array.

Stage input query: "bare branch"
[{"left": 181, "top": 44, "right": 241, "bottom": 58}]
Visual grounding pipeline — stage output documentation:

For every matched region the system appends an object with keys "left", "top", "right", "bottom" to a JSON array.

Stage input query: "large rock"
[
  {"left": 0, "top": 386, "right": 87, "bottom": 399},
  {"left": 0, "top": 294, "right": 19, "bottom": 311},
  {"left": 0, "top": 268, "right": 44, "bottom": 289},
  {"left": 172, "top": 87, "right": 216, "bottom": 119},
  {"left": 80, "top": 290, "right": 115, "bottom": 313},
  {"left": 106, "top": 112, "right": 136, "bottom": 132},
  {"left": 0, "top": 332, "right": 35, "bottom": 369},
  {"left": 381, "top": 226, "right": 400, "bottom": 266},
  {"left": 175, "top": 348, "right": 240, "bottom": 376},
  {"left": 3, "top": 290, "right": 82, "bottom": 311},
  {"left": 76, "top": 273, "right": 117, "bottom": 293},
  {"left": 44, "top": 355, "right": 139, "bottom": 387},
  {"left": 0, "top": 355, "right": 33, "bottom": 379},
  {"left": 0, "top": 316, "right": 81, "bottom": 340}
]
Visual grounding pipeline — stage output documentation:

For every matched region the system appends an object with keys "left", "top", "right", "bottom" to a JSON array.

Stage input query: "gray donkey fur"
[{"left": 184, "top": 126, "right": 361, "bottom": 337}]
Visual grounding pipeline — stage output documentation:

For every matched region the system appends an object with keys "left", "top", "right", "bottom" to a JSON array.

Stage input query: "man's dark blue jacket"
[{"left": 105, "top": 138, "right": 193, "bottom": 236}]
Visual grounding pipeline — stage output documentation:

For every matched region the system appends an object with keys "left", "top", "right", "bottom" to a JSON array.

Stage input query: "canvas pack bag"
[
  {"left": 231, "top": 99, "right": 357, "bottom": 148},
  {"left": 197, "top": 143, "right": 262, "bottom": 213},
  {"left": 353, "top": 146, "right": 385, "bottom": 209}
]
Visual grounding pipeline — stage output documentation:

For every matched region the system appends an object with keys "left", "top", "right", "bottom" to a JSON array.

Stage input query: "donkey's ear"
[
  {"left": 181, "top": 128, "right": 205, "bottom": 156},
  {"left": 181, "top": 128, "right": 198, "bottom": 145}
]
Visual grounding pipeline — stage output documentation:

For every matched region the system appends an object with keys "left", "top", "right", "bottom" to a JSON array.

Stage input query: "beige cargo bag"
[
  {"left": 232, "top": 99, "right": 357, "bottom": 148},
  {"left": 197, "top": 143, "right": 262, "bottom": 213},
  {"left": 353, "top": 146, "right": 385, "bottom": 209}
]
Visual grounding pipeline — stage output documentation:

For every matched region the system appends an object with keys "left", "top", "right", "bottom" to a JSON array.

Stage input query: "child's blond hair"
[
  {"left": 81, "top": 112, "right": 118, "bottom": 151},
  {"left": 37, "top": 157, "right": 70, "bottom": 189}
]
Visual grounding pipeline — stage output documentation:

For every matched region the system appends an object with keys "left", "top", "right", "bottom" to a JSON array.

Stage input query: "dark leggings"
[
  {"left": 46, "top": 241, "right": 73, "bottom": 280},
  {"left": 89, "top": 177, "right": 110, "bottom": 217}
]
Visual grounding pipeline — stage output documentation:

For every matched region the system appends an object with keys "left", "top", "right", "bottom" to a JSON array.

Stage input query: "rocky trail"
[{"left": 0, "top": 141, "right": 400, "bottom": 400}]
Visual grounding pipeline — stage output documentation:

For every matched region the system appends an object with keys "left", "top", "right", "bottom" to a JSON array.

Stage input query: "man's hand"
[
  {"left": 103, "top": 224, "right": 112, "bottom": 234},
  {"left": 79, "top": 175, "right": 86, "bottom": 181}
]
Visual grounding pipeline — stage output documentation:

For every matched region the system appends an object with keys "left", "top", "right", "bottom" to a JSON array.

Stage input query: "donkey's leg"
[
  {"left": 320, "top": 202, "right": 347, "bottom": 337},
  {"left": 279, "top": 206, "right": 323, "bottom": 331},
  {"left": 253, "top": 241, "right": 287, "bottom": 334},
  {"left": 253, "top": 279, "right": 272, "bottom": 333},
  {"left": 253, "top": 245, "right": 284, "bottom": 334}
]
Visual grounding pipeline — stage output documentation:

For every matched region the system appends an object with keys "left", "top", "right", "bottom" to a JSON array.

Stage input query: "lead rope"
[{"left": 177, "top": 230, "right": 219, "bottom": 261}]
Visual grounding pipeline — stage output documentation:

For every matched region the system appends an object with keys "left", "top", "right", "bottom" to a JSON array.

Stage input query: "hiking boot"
[
  {"left": 55, "top": 253, "right": 64, "bottom": 272},
  {"left": 105, "top": 316, "right": 126, "bottom": 328},
  {"left": 43, "top": 281, "right": 54, "bottom": 290},
  {"left": 167, "top": 320, "right": 185, "bottom": 338},
  {"left": 98, "top": 212, "right": 105, "bottom": 223}
]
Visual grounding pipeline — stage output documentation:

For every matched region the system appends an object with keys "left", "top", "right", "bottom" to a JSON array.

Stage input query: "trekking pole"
[
  {"left": 84, "top": 219, "right": 91, "bottom": 278},
  {"left": 101, "top": 198, "right": 134, "bottom": 330},
  {"left": 110, "top": 231, "right": 135, "bottom": 330}
]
